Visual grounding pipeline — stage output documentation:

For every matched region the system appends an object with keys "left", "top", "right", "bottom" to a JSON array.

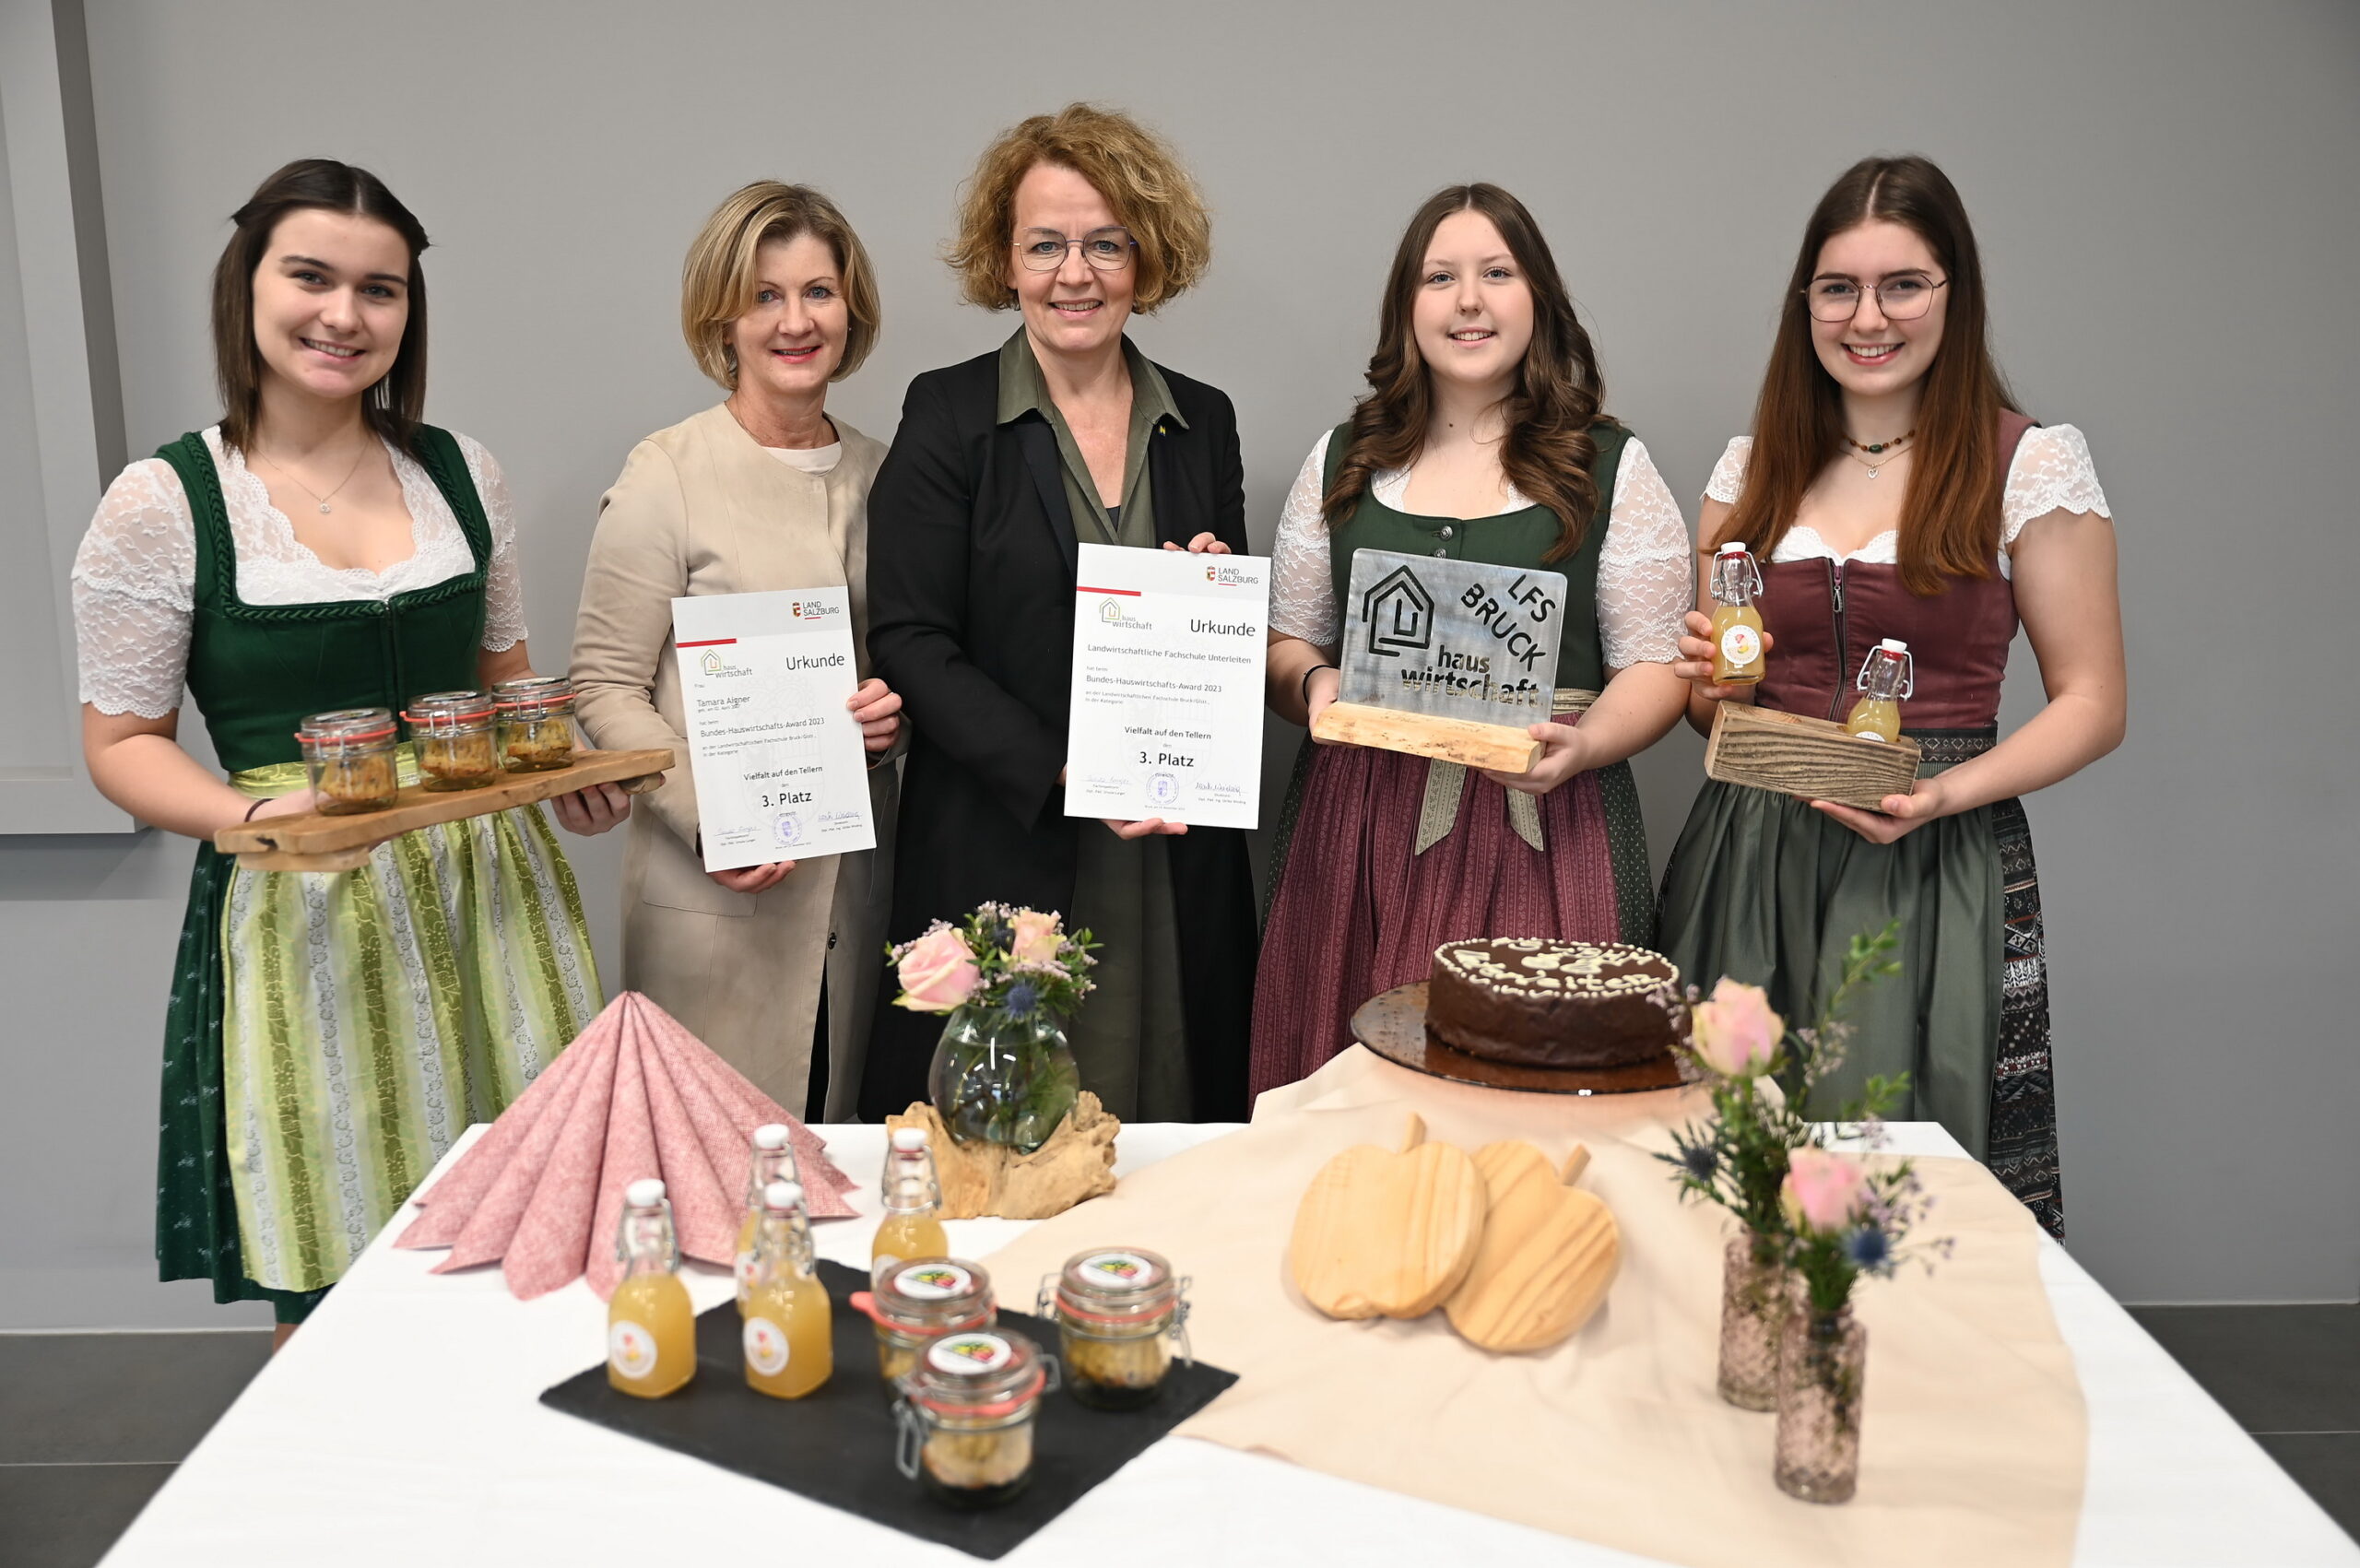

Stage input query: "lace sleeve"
[
  {"left": 456, "top": 432, "right": 529, "bottom": 650},
  {"left": 2001, "top": 424, "right": 2111, "bottom": 554},
  {"left": 71, "top": 459, "right": 198, "bottom": 718},
  {"left": 1703, "top": 437, "right": 1752, "bottom": 506},
  {"left": 1268, "top": 432, "right": 1339, "bottom": 645},
  {"left": 1596, "top": 438, "right": 1693, "bottom": 668}
]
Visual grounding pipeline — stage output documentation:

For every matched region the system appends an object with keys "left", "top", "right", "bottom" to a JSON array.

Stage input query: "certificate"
[
  {"left": 1064, "top": 541, "right": 1269, "bottom": 830},
  {"left": 672, "top": 587, "right": 876, "bottom": 872}
]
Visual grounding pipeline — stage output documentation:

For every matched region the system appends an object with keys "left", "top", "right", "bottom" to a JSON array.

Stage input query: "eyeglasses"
[
  {"left": 1014, "top": 227, "right": 1137, "bottom": 272},
  {"left": 1803, "top": 271, "right": 1948, "bottom": 322}
]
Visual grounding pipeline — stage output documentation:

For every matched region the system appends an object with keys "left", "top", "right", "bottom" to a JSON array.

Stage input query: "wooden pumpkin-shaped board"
[
  {"left": 1290, "top": 1114, "right": 1487, "bottom": 1320},
  {"left": 1445, "top": 1141, "right": 1621, "bottom": 1352}
]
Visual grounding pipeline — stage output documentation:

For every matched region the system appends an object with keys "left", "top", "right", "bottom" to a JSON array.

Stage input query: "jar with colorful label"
[
  {"left": 892, "top": 1326, "right": 1056, "bottom": 1509},
  {"left": 295, "top": 707, "right": 400, "bottom": 815},
  {"left": 491, "top": 675, "right": 578, "bottom": 772},
  {"left": 401, "top": 690, "right": 501, "bottom": 790},
  {"left": 1037, "top": 1246, "right": 1191, "bottom": 1410},
  {"left": 852, "top": 1257, "right": 996, "bottom": 1392}
]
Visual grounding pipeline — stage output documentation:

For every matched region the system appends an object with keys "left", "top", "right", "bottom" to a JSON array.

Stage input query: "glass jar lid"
[
  {"left": 491, "top": 675, "right": 575, "bottom": 713},
  {"left": 295, "top": 707, "right": 397, "bottom": 745},
  {"left": 902, "top": 1326, "right": 1046, "bottom": 1417},
  {"left": 1055, "top": 1247, "right": 1179, "bottom": 1324},
  {"left": 871, "top": 1257, "right": 995, "bottom": 1333},
  {"left": 401, "top": 690, "right": 495, "bottom": 726}
]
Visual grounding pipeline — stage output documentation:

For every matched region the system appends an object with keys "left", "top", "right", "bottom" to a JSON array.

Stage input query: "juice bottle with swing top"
[
  {"left": 1846, "top": 639, "right": 1914, "bottom": 743},
  {"left": 742, "top": 1179, "right": 834, "bottom": 1398},
  {"left": 873, "top": 1126, "right": 949, "bottom": 1277},
  {"left": 735, "top": 1123, "right": 801, "bottom": 1314},
  {"left": 607, "top": 1178, "right": 695, "bottom": 1397},
  {"left": 1709, "top": 542, "right": 1767, "bottom": 686}
]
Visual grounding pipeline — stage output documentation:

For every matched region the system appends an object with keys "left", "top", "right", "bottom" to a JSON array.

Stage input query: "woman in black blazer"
[{"left": 859, "top": 104, "right": 1257, "bottom": 1123}]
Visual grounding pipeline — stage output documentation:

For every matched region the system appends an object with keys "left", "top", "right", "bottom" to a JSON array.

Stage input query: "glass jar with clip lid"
[
  {"left": 491, "top": 675, "right": 579, "bottom": 772},
  {"left": 401, "top": 690, "right": 501, "bottom": 790},
  {"left": 1037, "top": 1247, "right": 1191, "bottom": 1409},
  {"left": 852, "top": 1256, "right": 997, "bottom": 1391},
  {"left": 892, "top": 1325, "right": 1057, "bottom": 1509},
  {"left": 295, "top": 707, "right": 401, "bottom": 814}
]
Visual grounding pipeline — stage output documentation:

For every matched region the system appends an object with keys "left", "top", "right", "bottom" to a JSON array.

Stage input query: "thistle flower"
[
  {"left": 1844, "top": 1225, "right": 1893, "bottom": 1271},
  {"left": 1002, "top": 980, "right": 1040, "bottom": 1019},
  {"left": 1679, "top": 1141, "right": 1719, "bottom": 1183}
]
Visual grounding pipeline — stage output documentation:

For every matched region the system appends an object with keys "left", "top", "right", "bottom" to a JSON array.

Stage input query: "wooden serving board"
[
  {"left": 1445, "top": 1141, "right": 1621, "bottom": 1353},
  {"left": 215, "top": 748, "right": 674, "bottom": 871},
  {"left": 1703, "top": 702, "right": 1920, "bottom": 811},
  {"left": 1289, "top": 1114, "right": 1488, "bottom": 1320},
  {"left": 1312, "top": 701, "right": 1540, "bottom": 773}
]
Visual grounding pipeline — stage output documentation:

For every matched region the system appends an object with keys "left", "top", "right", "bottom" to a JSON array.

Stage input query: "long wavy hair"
[
  {"left": 1717, "top": 155, "right": 2019, "bottom": 595},
  {"left": 211, "top": 159, "right": 430, "bottom": 455},
  {"left": 1324, "top": 183, "right": 1610, "bottom": 562}
]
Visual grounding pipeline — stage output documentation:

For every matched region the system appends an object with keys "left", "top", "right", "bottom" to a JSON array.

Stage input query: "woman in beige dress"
[{"left": 572, "top": 182, "right": 903, "bottom": 1117}]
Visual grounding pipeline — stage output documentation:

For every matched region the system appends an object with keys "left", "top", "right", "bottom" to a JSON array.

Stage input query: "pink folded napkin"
[{"left": 396, "top": 991, "right": 857, "bottom": 1299}]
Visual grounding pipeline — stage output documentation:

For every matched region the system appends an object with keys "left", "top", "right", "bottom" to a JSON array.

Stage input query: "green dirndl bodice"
[{"left": 153, "top": 428, "right": 602, "bottom": 1318}]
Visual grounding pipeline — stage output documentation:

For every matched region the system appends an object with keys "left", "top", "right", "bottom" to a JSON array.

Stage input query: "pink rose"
[
  {"left": 1009, "top": 908, "right": 1063, "bottom": 967},
  {"left": 1691, "top": 978, "right": 1782, "bottom": 1079},
  {"left": 895, "top": 926, "right": 979, "bottom": 1013},
  {"left": 1781, "top": 1148, "right": 1870, "bottom": 1234}
]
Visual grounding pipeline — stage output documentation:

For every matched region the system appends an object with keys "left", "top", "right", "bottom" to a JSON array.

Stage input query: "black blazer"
[{"left": 858, "top": 346, "right": 1259, "bottom": 1121}]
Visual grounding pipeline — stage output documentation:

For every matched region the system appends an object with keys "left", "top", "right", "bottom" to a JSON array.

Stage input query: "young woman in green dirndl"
[{"left": 71, "top": 160, "right": 629, "bottom": 1338}]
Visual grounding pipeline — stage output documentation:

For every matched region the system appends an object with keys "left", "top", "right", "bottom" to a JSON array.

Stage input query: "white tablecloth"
[{"left": 102, "top": 1122, "right": 2358, "bottom": 1567}]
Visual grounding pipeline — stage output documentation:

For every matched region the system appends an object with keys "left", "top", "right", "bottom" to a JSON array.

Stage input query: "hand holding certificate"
[
  {"left": 672, "top": 587, "right": 878, "bottom": 873},
  {"left": 1064, "top": 542, "right": 1269, "bottom": 830}
]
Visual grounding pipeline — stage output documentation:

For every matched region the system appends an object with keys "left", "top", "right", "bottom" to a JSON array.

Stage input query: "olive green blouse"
[{"left": 996, "top": 329, "right": 1186, "bottom": 549}]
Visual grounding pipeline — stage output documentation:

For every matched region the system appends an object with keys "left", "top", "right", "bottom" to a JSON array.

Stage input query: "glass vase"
[
  {"left": 927, "top": 1004, "right": 1080, "bottom": 1155},
  {"left": 1774, "top": 1303, "right": 1867, "bottom": 1504},
  {"left": 1717, "top": 1230, "right": 1791, "bottom": 1411}
]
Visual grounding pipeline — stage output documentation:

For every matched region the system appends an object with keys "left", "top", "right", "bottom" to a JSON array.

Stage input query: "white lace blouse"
[
  {"left": 1702, "top": 424, "right": 2112, "bottom": 575},
  {"left": 72, "top": 426, "right": 528, "bottom": 718},
  {"left": 1268, "top": 431, "right": 1692, "bottom": 668}
]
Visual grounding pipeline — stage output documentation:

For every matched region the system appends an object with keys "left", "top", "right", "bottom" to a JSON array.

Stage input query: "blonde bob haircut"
[
  {"left": 680, "top": 181, "right": 880, "bottom": 389},
  {"left": 946, "top": 103, "right": 1211, "bottom": 314}
]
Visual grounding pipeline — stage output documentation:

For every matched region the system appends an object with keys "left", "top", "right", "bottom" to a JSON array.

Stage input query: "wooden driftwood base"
[
  {"left": 214, "top": 748, "right": 674, "bottom": 871},
  {"left": 886, "top": 1094, "right": 1120, "bottom": 1220},
  {"left": 1703, "top": 704, "right": 1919, "bottom": 811},
  {"left": 1311, "top": 701, "right": 1540, "bottom": 772}
]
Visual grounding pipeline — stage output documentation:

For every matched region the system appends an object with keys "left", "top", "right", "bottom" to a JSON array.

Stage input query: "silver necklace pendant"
[
  {"left": 318, "top": 501, "right": 333, "bottom": 514},
  {"left": 1865, "top": 465, "right": 1882, "bottom": 480}
]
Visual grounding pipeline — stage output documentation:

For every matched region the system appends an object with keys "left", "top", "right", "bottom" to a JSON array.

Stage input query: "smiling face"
[
  {"left": 1410, "top": 209, "right": 1534, "bottom": 399},
  {"left": 1808, "top": 218, "right": 1949, "bottom": 402},
  {"left": 250, "top": 207, "right": 411, "bottom": 406},
  {"left": 728, "top": 231, "right": 848, "bottom": 401},
  {"left": 1004, "top": 160, "right": 1134, "bottom": 363}
]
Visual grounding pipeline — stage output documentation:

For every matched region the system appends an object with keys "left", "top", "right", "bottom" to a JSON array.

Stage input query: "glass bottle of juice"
[
  {"left": 1845, "top": 639, "right": 1914, "bottom": 743},
  {"left": 873, "top": 1126, "right": 949, "bottom": 1277},
  {"left": 1709, "top": 541, "right": 1767, "bottom": 685},
  {"left": 736, "top": 1123, "right": 802, "bottom": 1314},
  {"left": 743, "top": 1179, "right": 834, "bottom": 1399},
  {"left": 608, "top": 1177, "right": 695, "bottom": 1398}
]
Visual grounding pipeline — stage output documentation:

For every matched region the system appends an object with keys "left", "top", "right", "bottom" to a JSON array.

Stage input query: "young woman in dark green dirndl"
[
  {"left": 71, "top": 160, "right": 630, "bottom": 1338},
  {"left": 1655, "top": 157, "right": 2126, "bottom": 1239}
]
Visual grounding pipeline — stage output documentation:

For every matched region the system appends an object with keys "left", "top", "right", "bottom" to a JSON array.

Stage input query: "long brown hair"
[
  {"left": 1324, "top": 184, "right": 1610, "bottom": 562},
  {"left": 1718, "top": 155, "right": 2018, "bottom": 595},
  {"left": 211, "top": 159, "right": 431, "bottom": 455}
]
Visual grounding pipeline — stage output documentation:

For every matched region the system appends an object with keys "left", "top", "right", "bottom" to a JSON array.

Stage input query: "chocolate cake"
[{"left": 1428, "top": 938, "right": 1685, "bottom": 1069}]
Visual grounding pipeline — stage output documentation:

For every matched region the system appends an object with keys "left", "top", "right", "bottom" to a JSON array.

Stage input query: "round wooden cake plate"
[{"left": 1350, "top": 983, "right": 1691, "bottom": 1096}]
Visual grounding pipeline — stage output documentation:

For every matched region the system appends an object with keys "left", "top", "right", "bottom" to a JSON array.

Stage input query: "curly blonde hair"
[
  {"left": 946, "top": 103, "right": 1210, "bottom": 314},
  {"left": 680, "top": 182, "right": 881, "bottom": 389}
]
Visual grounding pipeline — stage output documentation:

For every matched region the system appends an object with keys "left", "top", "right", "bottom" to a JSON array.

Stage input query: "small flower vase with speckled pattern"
[{"left": 1774, "top": 1304, "right": 1867, "bottom": 1503}]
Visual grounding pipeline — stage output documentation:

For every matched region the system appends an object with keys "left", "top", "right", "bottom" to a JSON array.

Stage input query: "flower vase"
[
  {"left": 1717, "top": 1230, "right": 1791, "bottom": 1411},
  {"left": 926, "top": 1004, "right": 1080, "bottom": 1155},
  {"left": 1774, "top": 1303, "right": 1867, "bottom": 1503}
]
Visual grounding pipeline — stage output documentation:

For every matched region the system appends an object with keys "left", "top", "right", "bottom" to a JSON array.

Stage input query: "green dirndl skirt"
[
  {"left": 1655, "top": 735, "right": 2063, "bottom": 1239},
  {"left": 157, "top": 758, "right": 602, "bottom": 1320}
]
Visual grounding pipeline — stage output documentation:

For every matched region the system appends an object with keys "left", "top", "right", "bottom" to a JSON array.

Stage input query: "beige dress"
[{"left": 572, "top": 403, "right": 897, "bottom": 1115}]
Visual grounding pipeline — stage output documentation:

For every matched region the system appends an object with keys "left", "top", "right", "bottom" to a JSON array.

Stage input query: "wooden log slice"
[
  {"left": 1310, "top": 701, "right": 1541, "bottom": 773},
  {"left": 1703, "top": 703, "right": 1919, "bottom": 811}
]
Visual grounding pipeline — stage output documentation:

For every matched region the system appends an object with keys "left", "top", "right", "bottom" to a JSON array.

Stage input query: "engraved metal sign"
[{"left": 1337, "top": 548, "right": 1566, "bottom": 724}]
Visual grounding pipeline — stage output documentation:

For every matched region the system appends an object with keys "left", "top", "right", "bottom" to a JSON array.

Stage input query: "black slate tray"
[{"left": 540, "top": 1258, "right": 1237, "bottom": 1559}]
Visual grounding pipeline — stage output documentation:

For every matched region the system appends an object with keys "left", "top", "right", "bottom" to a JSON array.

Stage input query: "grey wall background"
[{"left": 2, "top": 0, "right": 2353, "bottom": 1326}]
